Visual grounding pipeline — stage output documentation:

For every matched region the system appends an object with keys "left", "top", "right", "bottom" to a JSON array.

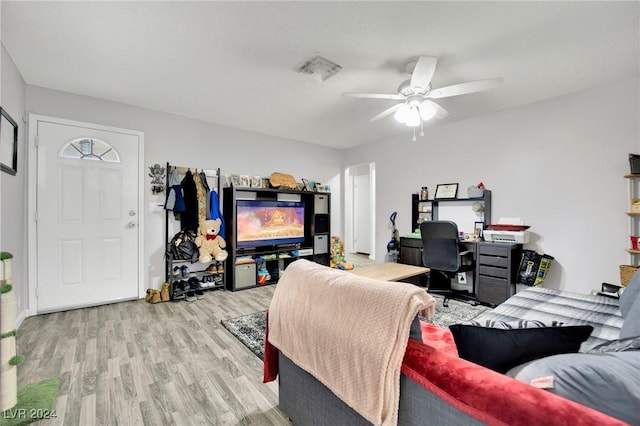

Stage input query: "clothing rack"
[
  {"left": 164, "top": 162, "right": 221, "bottom": 280},
  {"left": 170, "top": 165, "right": 219, "bottom": 178}
]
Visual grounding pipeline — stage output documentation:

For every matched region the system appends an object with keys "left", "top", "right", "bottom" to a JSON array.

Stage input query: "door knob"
[
  {"left": 127, "top": 222, "right": 136, "bottom": 228},
  {"left": 129, "top": 210, "right": 136, "bottom": 216}
]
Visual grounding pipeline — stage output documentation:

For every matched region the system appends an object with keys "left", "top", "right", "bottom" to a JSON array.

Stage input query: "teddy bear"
[{"left": 195, "top": 218, "right": 228, "bottom": 264}]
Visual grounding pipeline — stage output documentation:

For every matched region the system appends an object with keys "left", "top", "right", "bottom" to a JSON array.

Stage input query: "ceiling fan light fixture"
[
  {"left": 404, "top": 107, "right": 421, "bottom": 126},
  {"left": 393, "top": 104, "right": 411, "bottom": 123},
  {"left": 419, "top": 101, "right": 437, "bottom": 120}
]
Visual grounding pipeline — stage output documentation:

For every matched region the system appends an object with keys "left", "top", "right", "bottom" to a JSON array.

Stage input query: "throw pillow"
[
  {"left": 506, "top": 351, "right": 640, "bottom": 425},
  {"left": 460, "top": 319, "right": 564, "bottom": 329},
  {"left": 449, "top": 324, "right": 593, "bottom": 373}
]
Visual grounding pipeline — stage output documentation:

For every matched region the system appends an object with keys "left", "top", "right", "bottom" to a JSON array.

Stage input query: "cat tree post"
[{"left": 0, "top": 253, "right": 18, "bottom": 411}]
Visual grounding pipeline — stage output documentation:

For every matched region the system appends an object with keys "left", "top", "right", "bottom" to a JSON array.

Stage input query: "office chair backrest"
[{"left": 419, "top": 221, "right": 461, "bottom": 272}]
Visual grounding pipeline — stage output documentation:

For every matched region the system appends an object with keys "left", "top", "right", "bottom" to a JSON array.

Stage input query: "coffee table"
[{"left": 348, "top": 262, "right": 429, "bottom": 282}]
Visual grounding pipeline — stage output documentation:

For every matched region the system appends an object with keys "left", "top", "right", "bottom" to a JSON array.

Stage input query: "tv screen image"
[{"left": 236, "top": 200, "right": 305, "bottom": 248}]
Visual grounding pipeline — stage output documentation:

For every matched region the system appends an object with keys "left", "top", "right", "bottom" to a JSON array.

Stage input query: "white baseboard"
[{"left": 15, "top": 308, "right": 27, "bottom": 329}]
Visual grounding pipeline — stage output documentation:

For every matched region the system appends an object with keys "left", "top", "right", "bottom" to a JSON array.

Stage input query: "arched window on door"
[{"left": 59, "top": 137, "right": 120, "bottom": 163}]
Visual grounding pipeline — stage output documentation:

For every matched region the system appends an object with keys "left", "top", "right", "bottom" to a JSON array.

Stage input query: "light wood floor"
[
  {"left": 16, "top": 285, "right": 289, "bottom": 426},
  {"left": 17, "top": 255, "right": 377, "bottom": 425}
]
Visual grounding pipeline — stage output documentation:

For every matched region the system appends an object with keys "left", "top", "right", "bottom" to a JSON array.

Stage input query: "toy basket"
[{"left": 619, "top": 264, "right": 639, "bottom": 286}]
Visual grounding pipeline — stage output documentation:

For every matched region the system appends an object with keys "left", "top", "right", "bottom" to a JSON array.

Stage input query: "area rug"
[
  {"left": 220, "top": 295, "right": 490, "bottom": 360},
  {"left": 0, "top": 377, "right": 60, "bottom": 426}
]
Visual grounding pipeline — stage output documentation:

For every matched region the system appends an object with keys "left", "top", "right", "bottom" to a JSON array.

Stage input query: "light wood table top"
[{"left": 348, "top": 262, "right": 429, "bottom": 282}]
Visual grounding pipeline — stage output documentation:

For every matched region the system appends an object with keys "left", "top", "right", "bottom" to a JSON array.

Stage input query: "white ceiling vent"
[{"left": 296, "top": 55, "right": 342, "bottom": 82}]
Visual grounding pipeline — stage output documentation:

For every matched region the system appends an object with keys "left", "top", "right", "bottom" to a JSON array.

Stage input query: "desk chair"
[{"left": 419, "top": 221, "right": 476, "bottom": 307}]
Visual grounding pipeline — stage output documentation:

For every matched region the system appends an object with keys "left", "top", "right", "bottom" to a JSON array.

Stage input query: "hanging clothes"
[
  {"left": 180, "top": 170, "right": 199, "bottom": 232},
  {"left": 165, "top": 168, "right": 186, "bottom": 213},
  {"left": 194, "top": 169, "right": 208, "bottom": 227},
  {"left": 199, "top": 170, "right": 211, "bottom": 218},
  {"left": 208, "top": 189, "right": 225, "bottom": 239}
]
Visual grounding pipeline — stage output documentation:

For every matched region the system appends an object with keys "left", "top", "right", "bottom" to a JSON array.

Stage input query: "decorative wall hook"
[{"left": 148, "top": 163, "right": 166, "bottom": 194}]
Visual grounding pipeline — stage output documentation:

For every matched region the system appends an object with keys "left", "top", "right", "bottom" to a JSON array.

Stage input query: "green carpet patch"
[{"left": 0, "top": 377, "right": 60, "bottom": 426}]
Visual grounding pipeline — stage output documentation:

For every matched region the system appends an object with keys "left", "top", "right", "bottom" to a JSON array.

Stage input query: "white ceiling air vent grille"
[{"left": 296, "top": 55, "right": 342, "bottom": 82}]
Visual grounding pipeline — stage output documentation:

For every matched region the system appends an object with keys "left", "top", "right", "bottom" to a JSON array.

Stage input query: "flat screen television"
[{"left": 236, "top": 200, "right": 306, "bottom": 249}]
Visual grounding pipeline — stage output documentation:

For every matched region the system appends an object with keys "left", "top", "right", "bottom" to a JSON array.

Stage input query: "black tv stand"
[{"left": 223, "top": 185, "right": 331, "bottom": 291}]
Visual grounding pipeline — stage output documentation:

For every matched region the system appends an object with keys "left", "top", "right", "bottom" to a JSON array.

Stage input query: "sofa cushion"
[
  {"left": 419, "top": 321, "right": 458, "bottom": 355},
  {"left": 620, "top": 268, "right": 640, "bottom": 317},
  {"left": 402, "top": 339, "right": 626, "bottom": 426},
  {"left": 449, "top": 324, "right": 593, "bottom": 373},
  {"left": 410, "top": 316, "right": 423, "bottom": 342},
  {"left": 620, "top": 292, "right": 640, "bottom": 338},
  {"left": 506, "top": 351, "right": 640, "bottom": 424},
  {"left": 588, "top": 335, "right": 640, "bottom": 353}
]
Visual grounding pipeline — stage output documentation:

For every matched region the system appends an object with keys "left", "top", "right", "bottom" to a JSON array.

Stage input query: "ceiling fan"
[{"left": 342, "top": 56, "right": 503, "bottom": 140}]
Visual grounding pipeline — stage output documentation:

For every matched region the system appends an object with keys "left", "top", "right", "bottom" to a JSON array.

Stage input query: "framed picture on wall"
[
  {"left": 434, "top": 183, "right": 458, "bottom": 200},
  {"left": 0, "top": 108, "right": 18, "bottom": 176}
]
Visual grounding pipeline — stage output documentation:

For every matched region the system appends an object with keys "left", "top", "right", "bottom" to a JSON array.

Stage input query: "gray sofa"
[{"left": 271, "top": 273, "right": 640, "bottom": 425}]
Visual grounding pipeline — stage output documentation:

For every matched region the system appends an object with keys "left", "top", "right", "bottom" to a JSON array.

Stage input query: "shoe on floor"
[
  {"left": 195, "top": 290, "right": 205, "bottom": 299},
  {"left": 188, "top": 277, "right": 201, "bottom": 290},
  {"left": 185, "top": 291, "right": 197, "bottom": 302}
]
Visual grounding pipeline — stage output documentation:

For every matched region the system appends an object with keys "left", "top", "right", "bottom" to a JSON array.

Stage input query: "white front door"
[{"left": 35, "top": 118, "right": 142, "bottom": 313}]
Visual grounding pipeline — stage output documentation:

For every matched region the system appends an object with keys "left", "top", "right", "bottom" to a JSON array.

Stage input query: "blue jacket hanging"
[{"left": 208, "top": 189, "right": 225, "bottom": 239}]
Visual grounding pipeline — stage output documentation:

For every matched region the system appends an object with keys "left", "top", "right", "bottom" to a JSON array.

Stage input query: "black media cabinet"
[{"left": 223, "top": 185, "right": 331, "bottom": 291}]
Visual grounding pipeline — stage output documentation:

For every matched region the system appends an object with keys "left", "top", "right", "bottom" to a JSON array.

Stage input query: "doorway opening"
[{"left": 344, "top": 162, "right": 375, "bottom": 261}]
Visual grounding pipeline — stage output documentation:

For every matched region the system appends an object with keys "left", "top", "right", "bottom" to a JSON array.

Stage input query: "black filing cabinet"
[
  {"left": 476, "top": 242, "right": 522, "bottom": 306},
  {"left": 399, "top": 237, "right": 423, "bottom": 266}
]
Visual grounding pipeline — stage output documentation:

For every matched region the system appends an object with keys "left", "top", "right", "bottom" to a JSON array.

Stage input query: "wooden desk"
[{"left": 348, "top": 262, "right": 429, "bottom": 282}]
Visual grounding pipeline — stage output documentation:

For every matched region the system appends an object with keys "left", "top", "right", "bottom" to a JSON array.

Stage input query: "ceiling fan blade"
[
  {"left": 370, "top": 104, "right": 402, "bottom": 122},
  {"left": 410, "top": 56, "right": 438, "bottom": 92},
  {"left": 428, "top": 77, "right": 503, "bottom": 99},
  {"left": 425, "top": 100, "right": 449, "bottom": 119},
  {"left": 342, "top": 92, "right": 405, "bottom": 100}
]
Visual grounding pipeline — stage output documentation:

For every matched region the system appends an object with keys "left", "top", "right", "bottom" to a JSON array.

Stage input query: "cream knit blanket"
[{"left": 268, "top": 260, "right": 435, "bottom": 426}]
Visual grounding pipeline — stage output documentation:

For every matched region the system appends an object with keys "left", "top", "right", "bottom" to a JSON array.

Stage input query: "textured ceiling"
[{"left": 2, "top": 1, "right": 639, "bottom": 148}]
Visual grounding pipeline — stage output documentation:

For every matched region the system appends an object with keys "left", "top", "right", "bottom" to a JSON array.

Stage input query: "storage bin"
[
  {"left": 467, "top": 186, "right": 484, "bottom": 198},
  {"left": 619, "top": 264, "right": 639, "bottom": 286},
  {"left": 629, "top": 153, "right": 640, "bottom": 174}
]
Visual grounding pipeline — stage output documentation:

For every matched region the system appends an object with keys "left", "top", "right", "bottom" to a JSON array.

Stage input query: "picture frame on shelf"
[
  {"left": 239, "top": 175, "right": 250, "bottom": 187},
  {"left": 262, "top": 178, "right": 270, "bottom": 189},
  {"left": 474, "top": 221, "right": 484, "bottom": 238},
  {"left": 251, "top": 175, "right": 262, "bottom": 188},
  {"left": 0, "top": 107, "right": 18, "bottom": 176},
  {"left": 231, "top": 174, "right": 241, "bottom": 187},
  {"left": 302, "top": 178, "right": 312, "bottom": 191},
  {"left": 434, "top": 183, "right": 458, "bottom": 200}
]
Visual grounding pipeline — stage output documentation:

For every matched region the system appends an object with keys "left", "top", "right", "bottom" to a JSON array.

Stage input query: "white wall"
[
  {"left": 343, "top": 78, "right": 640, "bottom": 294},
  {"left": 0, "top": 45, "right": 27, "bottom": 319},
  {"left": 7, "top": 71, "right": 639, "bottom": 314},
  {"left": 25, "top": 86, "right": 342, "bottom": 302}
]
